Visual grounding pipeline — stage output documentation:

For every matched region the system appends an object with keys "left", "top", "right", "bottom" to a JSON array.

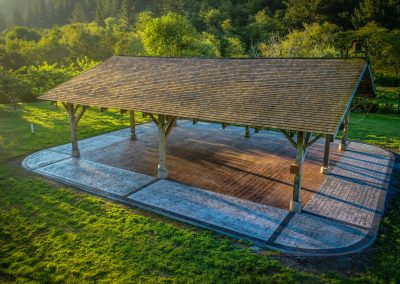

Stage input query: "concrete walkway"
[{"left": 22, "top": 122, "right": 395, "bottom": 256}]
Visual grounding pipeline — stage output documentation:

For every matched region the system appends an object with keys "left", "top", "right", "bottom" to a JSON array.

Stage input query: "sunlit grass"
[
  {"left": 348, "top": 113, "right": 400, "bottom": 153},
  {"left": 0, "top": 102, "right": 149, "bottom": 162}
]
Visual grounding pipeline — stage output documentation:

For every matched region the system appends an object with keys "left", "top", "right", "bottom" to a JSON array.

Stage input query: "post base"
[
  {"left": 289, "top": 200, "right": 302, "bottom": 213},
  {"left": 320, "top": 166, "right": 330, "bottom": 175},
  {"left": 338, "top": 143, "right": 346, "bottom": 151},
  {"left": 71, "top": 149, "right": 80, "bottom": 158},
  {"left": 130, "top": 133, "right": 137, "bottom": 140},
  {"left": 157, "top": 164, "right": 168, "bottom": 179}
]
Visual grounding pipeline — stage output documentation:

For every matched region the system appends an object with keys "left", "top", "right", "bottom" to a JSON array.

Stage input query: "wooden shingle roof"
[{"left": 39, "top": 56, "right": 374, "bottom": 135}]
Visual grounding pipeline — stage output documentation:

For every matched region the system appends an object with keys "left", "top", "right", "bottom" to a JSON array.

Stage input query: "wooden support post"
[
  {"left": 192, "top": 118, "right": 198, "bottom": 125},
  {"left": 245, "top": 125, "right": 250, "bottom": 138},
  {"left": 321, "top": 134, "right": 331, "bottom": 174},
  {"left": 157, "top": 114, "right": 168, "bottom": 179},
  {"left": 254, "top": 127, "right": 259, "bottom": 133},
  {"left": 129, "top": 110, "right": 137, "bottom": 140},
  {"left": 290, "top": 131, "right": 306, "bottom": 213},
  {"left": 339, "top": 110, "right": 350, "bottom": 151},
  {"left": 63, "top": 103, "right": 88, "bottom": 158},
  {"left": 66, "top": 103, "right": 80, "bottom": 158},
  {"left": 281, "top": 129, "right": 323, "bottom": 212}
]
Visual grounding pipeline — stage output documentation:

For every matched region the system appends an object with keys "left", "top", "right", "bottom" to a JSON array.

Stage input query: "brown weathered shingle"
[{"left": 39, "top": 56, "right": 374, "bottom": 135}]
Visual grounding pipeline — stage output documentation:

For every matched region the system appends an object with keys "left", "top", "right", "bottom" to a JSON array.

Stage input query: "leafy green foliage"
[
  {"left": 5, "top": 26, "right": 42, "bottom": 42},
  {"left": 259, "top": 22, "right": 340, "bottom": 57},
  {"left": 0, "top": 68, "right": 32, "bottom": 106},
  {"left": 140, "top": 12, "right": 219, "bottom": 57},
  {"left": 0, "top": 58, "right": 97, "bottom": 105},
  {"left": 284, "top": 0, "right": 323, "bottom": 28},
  {"left": 334, "top": 23, "right": 400, "bottom": 74},
  {"left": 375, "top": 72, "right": 400, "bottom": 86},
  {"left": 352, "top": 0, "right": 400, "bottom": 29}
]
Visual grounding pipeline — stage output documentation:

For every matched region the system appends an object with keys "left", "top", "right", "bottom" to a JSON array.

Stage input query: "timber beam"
[
  {"left": 339, "top": 110, "right": 350, "bottom": 151},
  {"left": 281, "top": 129, "right": 324, "bottom": 213},
  {"left": 62, "top": 103, "right": 89, "bottom": 158},
  {"left": 129, "top": 110, "right": 137, "bottom": 140},
  {"left": 245, "top": 125, "right": 251, "bottom": 138},
  {"left": 321, "top": 134, "right": 333, "bottom": 174},
  {"left": 148, "top": 114, "right": 177, "bottom": 179}
]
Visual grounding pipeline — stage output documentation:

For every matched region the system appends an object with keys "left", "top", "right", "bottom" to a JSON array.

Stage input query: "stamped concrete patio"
[{"left": 23, "top": 121, "right": 395, "bottom": 256}]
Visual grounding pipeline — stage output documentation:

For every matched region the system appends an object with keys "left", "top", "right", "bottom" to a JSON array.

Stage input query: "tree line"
[
  {"left": 1, "top": 0, "right": 400, "bottom": 34},
  {"left": 0, "top": 0, "right": 399, "bottom": 111}
]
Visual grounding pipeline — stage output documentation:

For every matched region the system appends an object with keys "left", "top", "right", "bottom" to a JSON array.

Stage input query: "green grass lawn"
[
  {"left": 347, "top": 112, "right": 400, "bottom": 152},
  {"left": 0, "top": 102, "right": 399, "bottom": 283}
]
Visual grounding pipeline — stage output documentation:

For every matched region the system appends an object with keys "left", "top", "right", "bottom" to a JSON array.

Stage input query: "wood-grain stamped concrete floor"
[{"left": 81, "top": 121, "right": 341, "bottom": 211}]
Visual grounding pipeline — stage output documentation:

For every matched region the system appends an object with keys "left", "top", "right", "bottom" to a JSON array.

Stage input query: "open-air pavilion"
[{"left": 23, "top": 56, "right": 394, "bottom": 255}]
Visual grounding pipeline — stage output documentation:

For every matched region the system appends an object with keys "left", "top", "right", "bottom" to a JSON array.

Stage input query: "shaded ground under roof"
[{"left": 82, "top": 121, "right": 342, "bottom": 210}]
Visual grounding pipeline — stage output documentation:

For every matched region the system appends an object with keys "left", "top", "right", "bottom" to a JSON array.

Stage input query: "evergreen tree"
[
  {"left": 12, "top": 6, "right": 24, "bottom": 26},
  {"left": 0, "top": 12, "right": 7, "bottom": 31},
  {"left": 283, "top": 0, "right": 324, "bottom": 28},
  {"left": 25, "top": 0, "right": 39, "bottom": 27},
  {"left": 351, "top": 0, "right": 400, "bottom": 29},
  {"left": 71, "top": 3, "right": 87, "bottom": 23},
  {"left": 120, "top": 0, "right": 135, "bottom": 25},
  {"left": 157, "top": 0, "right": 185, "bottom": 15}
]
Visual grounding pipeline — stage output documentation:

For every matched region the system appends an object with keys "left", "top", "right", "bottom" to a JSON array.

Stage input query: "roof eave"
[{"left": 333, "top": 62, "right": 370, "bottom": 138}]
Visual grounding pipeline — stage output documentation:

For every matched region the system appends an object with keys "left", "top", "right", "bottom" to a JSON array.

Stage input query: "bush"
[
  {"left": 0, "top": 57, "right": 98, "bottom": 106},
  {"left": 0, "top": 68, "right": 34, "bottom": 105},
  {"left": 375, "top": 72, "right": 400, "bottom": 87},
  {"left": 351, "top": 96, "right": 380, "bottom": 113},
  {"left": 5, "top": 26, "right": 42, "bottom": 42}
]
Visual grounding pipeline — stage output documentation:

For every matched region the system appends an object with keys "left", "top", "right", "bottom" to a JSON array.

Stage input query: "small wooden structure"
[{"left": 39, "top": 56, "right": 375, "bottom": 212}]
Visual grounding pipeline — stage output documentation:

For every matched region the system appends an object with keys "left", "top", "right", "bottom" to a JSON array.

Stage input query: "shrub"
[
  {"left": 351, "top": 96, "right": 380, "bottom": 113},
  {"left": 0, "top": 57, "right": 98, "bottom": 106},
  {"left": 375, "top": 72, "right": 400, "bottom": 87}
]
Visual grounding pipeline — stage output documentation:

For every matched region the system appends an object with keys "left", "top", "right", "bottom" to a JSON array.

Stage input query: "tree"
[
  {"left": 317, "top": 0, "right": 359, "bottom": 29},
  {"left": 0, "top": 68, "right": 32, "bottom": 108},
  {"left": 0, "top": 12, "right": 7, "bottom": 31},
  {"left": 120, "top": 0, "right": 135, "bottom": 27},
  {"left": 140, "top": 12, "right": 218, "bottom": 57},
  {"left": 25, "top": 0, "right": 39, "bottom": 27},
  {"left": 351, "top": 0, "right": 400, "bottom": 29},
  {"left": 71, "top": 3, "right": 87, "bottom": 23},
  {"left": 58, "top": 23, "right": 112, "bottom": 60},
  {"left": 157, "top": 0, "right": 185, "bottom": 15},
  {"left": 200, "top": 8, "right": 224, "bottom": 35},
  {"left": 222, "top": 36, "right": 246, "bottom": 58},
  {"left": 5, "top": 26, "right": 42, "bottom": 42},
  {"left": 12, "top": 6, "right": 24, "bottom": 26},
  {"left": 336, "top": 23, "right": 400, "bottom": 74},
  {"left": 244, "top": 10, "right": 281, "bottom": 46},
  {"left": 259, "top": 22, "right": 340, "bottom": 57},
  {"left": 284, "top": 0, "right": 324, "bottom": 28}
]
